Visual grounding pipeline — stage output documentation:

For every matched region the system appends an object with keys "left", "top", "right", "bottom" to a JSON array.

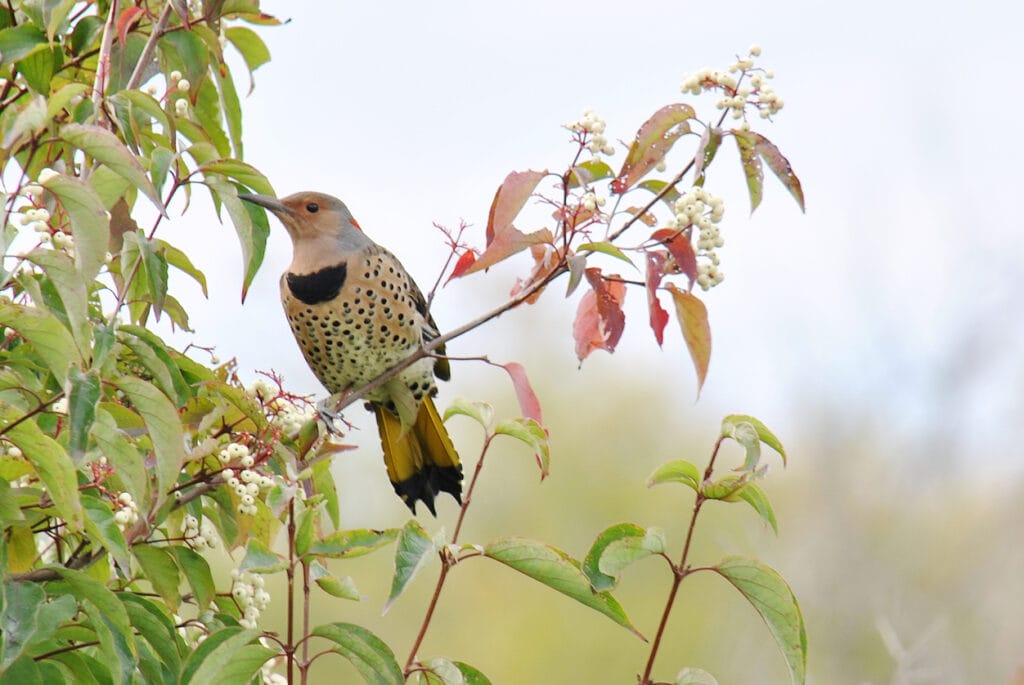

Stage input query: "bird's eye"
[{"left": 306, "top": 202, "right": 319, "bottom": 213}]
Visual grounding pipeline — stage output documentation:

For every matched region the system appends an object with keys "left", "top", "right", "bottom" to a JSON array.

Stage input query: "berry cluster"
[
  {"left": 566, "top": 108, "right": 615, "bottom": 156},
  {"left": 218, "top": 443, "right": 274, "bottom": 516},
  {"left": 680, "top": 45, "right": 784, "bottom": 125},
  {"left": 669, "top": 188, "right": 726, "bottom": 291},
  {"left": 230, "top": 569, "right": 271, "bottom": 630}
]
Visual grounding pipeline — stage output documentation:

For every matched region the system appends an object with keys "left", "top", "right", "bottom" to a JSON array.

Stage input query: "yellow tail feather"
[{"left": 374, "top": 397, "right": 462, "bottom": 515}]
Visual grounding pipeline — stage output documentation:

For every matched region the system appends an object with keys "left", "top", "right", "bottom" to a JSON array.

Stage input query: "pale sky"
[{"left": 168, "top": 0, "right": 1022, "bottom": 477}]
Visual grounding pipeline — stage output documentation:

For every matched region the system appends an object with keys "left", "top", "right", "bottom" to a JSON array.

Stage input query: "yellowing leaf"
[{"left": 667, "top": 285, "right": 711, "bottom": 397}]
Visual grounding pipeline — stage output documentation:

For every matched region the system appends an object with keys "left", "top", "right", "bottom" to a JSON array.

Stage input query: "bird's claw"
[{"left": 316, "top": 397, "right": 345, "bottom": 436}]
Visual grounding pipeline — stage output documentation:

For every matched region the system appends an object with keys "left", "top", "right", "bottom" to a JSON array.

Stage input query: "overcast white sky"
[{"left": 169, "top": 1, "right": 1022, "bottom": 476}]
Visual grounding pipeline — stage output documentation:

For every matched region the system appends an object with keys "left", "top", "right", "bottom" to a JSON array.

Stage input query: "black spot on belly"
[{"left": 286, "top": 263, "right": 347, "bottom": 305}]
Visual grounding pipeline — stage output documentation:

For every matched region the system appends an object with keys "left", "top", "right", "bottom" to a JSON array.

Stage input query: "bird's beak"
[{"left": 238, "top": 193, "right": 291, "bottom": 217}]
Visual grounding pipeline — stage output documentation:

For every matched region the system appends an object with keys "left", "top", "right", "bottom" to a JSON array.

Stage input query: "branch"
[
  {"left": 125, "top": 4, "right": 175, "bottom": 92},
  {"left": 89, "top": 0, "right": 119, "bottom": 127}
]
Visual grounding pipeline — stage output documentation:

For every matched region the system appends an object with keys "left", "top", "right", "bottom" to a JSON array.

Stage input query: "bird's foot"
[{"left": 316, "top": 395, "right": 347, "bottom": 436}]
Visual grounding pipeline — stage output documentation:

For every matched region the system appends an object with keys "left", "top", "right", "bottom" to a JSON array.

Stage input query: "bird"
[{"left": 239, "top": 191, "right": 462, "bottom": 515}]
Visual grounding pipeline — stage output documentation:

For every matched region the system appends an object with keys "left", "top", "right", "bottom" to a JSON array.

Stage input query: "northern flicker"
[{"left": 239, "top": 191, "right": 462, "bottom": 514}]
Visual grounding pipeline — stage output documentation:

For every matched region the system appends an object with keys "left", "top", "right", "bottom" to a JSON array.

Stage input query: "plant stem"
[
  {"left": 403, "top": 435, "right": 492, "bottom": 674},
  {"left": 639, "top": 435, "right": 726, "bottom": 684},
  {"left": 286, "top": 499, "right": 296, "bottom": 684},
  {"left": 125, "top": 4, "right": 175, "bottom": 92}
]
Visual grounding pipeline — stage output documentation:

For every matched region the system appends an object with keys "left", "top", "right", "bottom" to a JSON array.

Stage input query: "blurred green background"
[{"left": 175, "top": 1, "right": 1022, "bottom": 682}]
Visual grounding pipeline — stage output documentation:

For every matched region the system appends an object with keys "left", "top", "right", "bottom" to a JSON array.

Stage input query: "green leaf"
[
  {"left": 0, "top": 302, "right": 78, "bottom": 384},
  {"left": 121, "top": 230, "right": 169, "bottom": 319},
  {"left": 239, "top": 538, "right": 287, "bottom": 573},
  {"left": 225, "top": 26, "right": 270, "bottom": 92},
  {"left": 3, "top": 408, "right": 83, "bottom": 531},
  {"left": 676, "top": 667, "right": 719, "bottom": 685},
  {"left": 493, "top": 417, "right": 550, "bottom": 479},
  {"left": 133, "top": 545, "right": 181, "bottom": 611},
  {"left": 712, "top": 557, "right": 806, "bottom": 685},
  {"left": 576, "top": 241, "right": 635, "bottom": 266},
  {"left": 121, "top": 594, "right": 182, "bottom": 677},
  {"left": 166, "top": 546, "right": 216, "bottom": 609},
  {"left": 180, "top": 627, "right": 273, "bottom": 685},
  {"left": 90, "top": 409, "right": 149, "bottom": 511},
  {"left": 67, "top": 367, "right": 100, "bottom": 461},
  {"left": 46, "top": 83, "right": 90, "bottom": 120},
  {"left": 81, "top": 495, "right": 131, "bottom": 572},
  {"left": 310, "top": 623, "right": 404, "bottom": 685},
  {"left": 310, "top": 560, "right": 361, "bottom": 601},
  {"left": 158, "top": 30, "right": 209, "bottom": 86},
  {"left": 157, "top": 239, "right": 208, "bottom": 296},
  {"left": 0, "top": 25, "right": 47, "bottom": 65},
  {"left": 42, "top": 174, "right": 110, "bottom": 283},
  {"left": 702, "top": 474, "right": 745, "bottom": 501},
  {"left": 306, "top": 528, "right": 398, "bottom": 560},
  {"left": 0, "top": 655, "right": 41, "bottom": 684},
  {"left": 667, "top": 285, "right": 711, "bottom": 397},
  {"left": 647, "top": 459, "right": 701, "bottom": 492},
  {"left": 693, "top": 127, "right": 723, "bottom": 187},
  {"left": 201, "top": 159, "right": 274, "bottom": 196},
  {"left": 0, "top": 479, "right": 24, "bottom": 526},
  {"left": 115, "top": 375, "right": 185, "bottom": 510},
  {"left": 206, "top": 178, "right": 269, "bottom": 302},
  {"left": 721, "top": 414, "right": 786, "bottom": 465},
  {"left": 53, "top": 567, "right": 137, "bottom": 679},
  {"left": 454, "top": 662, "right": 493, "bottom": 685},
  {"left": 442, "top": 398, "right": 494, "bottom": 432},
  {"left": 18, "top": 46, "right": 56, "bottom": 95},
  {"left": 384, "top": 519, "right": 436, "bottom": 612},
  {"left": 733, "top": 129, "right": 763, "bottom": 213},
  {"left": 484, "top": 537, "right": 642, "bottom": 637},
  {"left": 726, "top": 420, "right": 761, "bottom": 472},
  {"left": 637, "top": 179, "right": 682, "bottom": 206},
  {"left": 1, "top": 95, "right": 46, "bottom": 151},
  {"left": 86, "top": 164, "right": 132, "bottom": 209},
  {"left": 597, "top": 527, "right": 666, "bottom": 582},
  {"left": 59, "top": 124, "right": 165, "bottom": 214},
  {"left": 24, "top": 249, "right": 90, "bottom": 356},
  {"left": 583, "top": 522, "right": 646, "bottom": 591},
  {"left": 294, "top": 503, "right": 315, "bottom": 557},
  {"left": 612, "top": 103, "right": 695, "bottom": 193},
  {"left": 422, "top": 657, "right": 466, "bottom": 685},
  {"left": 1, "top": 581, "right": 45, "bottom": 667},
  {"left": 214, "top": 61, "right": 244, "bottom": 157},
  {"left": 568, "top": 159, "right": 615, "bottom": 188},
  {"left": 735, "top": 482, "right": 779, "bottom": 535},
  {"left": 118, "top": 325, "right": 191, "bottom": 405},
  {"left": 110, "top": 89, "right": 171, "bottom": 135}
]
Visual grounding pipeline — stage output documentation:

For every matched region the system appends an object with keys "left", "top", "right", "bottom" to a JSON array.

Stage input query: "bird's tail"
[{"left": 375, "top": 397, "right": 463, "bottom": 515}]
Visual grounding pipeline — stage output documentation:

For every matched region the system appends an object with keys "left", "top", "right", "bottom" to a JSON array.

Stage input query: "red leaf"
[
  {"left": 667, "top": 285, "right": 711, "bottom": 397},
  {"left": 501, "top": 362, "right": 544, "bottom": 426},
  {"left": 459, "top": 170, "right": 550, "bottom": 276},
  {"left": 650, "top": 228, "right": 697, "bottom": 287},
  {"left": 750, "top": 132, "right": 805, "bottom": 212},
  {"left": 612, "top": 103, "right": 696, "bottom": 194},
  {"left": 445, "top": 249, "right": 477, "bottom": 285},
  {"left": 573, "top": 268, "right": 626, "bottom": 362},
  {"left": 117, "top": 7, "right": 145, "bottom": 45},
  {"left": 645, "top": 252, "right": 670, "bottom": 346}
]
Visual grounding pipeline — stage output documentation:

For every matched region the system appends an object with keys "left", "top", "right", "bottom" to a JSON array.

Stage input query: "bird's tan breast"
[{"left": 280, "top": 247, "right": 437, "bottom": 402}]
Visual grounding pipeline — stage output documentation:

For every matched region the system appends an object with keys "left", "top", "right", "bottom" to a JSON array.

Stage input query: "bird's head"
[{"left": 239, "top": 191, "right": 372, "bottom": 255}]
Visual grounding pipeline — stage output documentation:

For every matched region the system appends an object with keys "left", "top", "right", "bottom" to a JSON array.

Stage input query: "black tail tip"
[{"left": 393, "top": 464, "right": 464, "bottom": 516}]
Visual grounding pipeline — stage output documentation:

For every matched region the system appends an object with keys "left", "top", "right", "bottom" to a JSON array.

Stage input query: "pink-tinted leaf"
[
  {"left": 487, "top": 169, "right": 545, "bottom": 244},
  {"left": 645, "top": 252, "right": 670, "bottom": 346},
  {"left": 750, "top": 132, "right": 805, "bottom": 212},
  {"left": 445, "top": 249, "right": 477, "bottom": 285},
  {"left": 667, "top": 285, "right": 711, "bottom": 396},
  {"left": 459, "top": 170, "right": 550, "bottom": 275},
  {"left": 509, "top": 242, "right": 559, "bottom": 303},
  {"left": 650, "top": 228, "right": 697, "bottom": 287},
  {"left": 573, "top": 269, "right": 626, "bottom": 362},
  {"left": 501, "top": 362, "right": 544, "bottom": 425},
  {"left": 693, "top": 127, "right": 723, "bottom": 187},
  {"left": 733, "top": 129, "right": 764, "bottom": 213},
  {"left": 612, "top": 104, "right": 696, "bottom": 194},
  {"left": 117, "top": 7, "right": 144, "bottom": 45}
]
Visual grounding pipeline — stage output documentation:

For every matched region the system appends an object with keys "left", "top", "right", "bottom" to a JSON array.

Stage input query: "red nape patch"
[{"left": 351, "top": 218, "right": 363, "bottom": 231}]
